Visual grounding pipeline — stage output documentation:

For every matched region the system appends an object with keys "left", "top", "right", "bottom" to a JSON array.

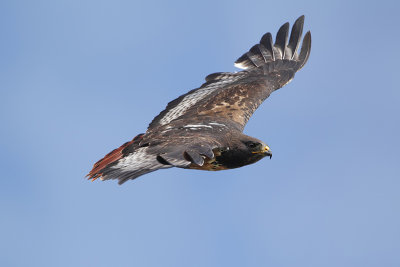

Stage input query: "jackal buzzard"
[{"left": 87, "top": 16, "right": 311, "bottom": 184}]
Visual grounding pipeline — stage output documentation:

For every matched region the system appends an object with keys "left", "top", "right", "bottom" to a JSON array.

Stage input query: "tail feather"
[
  {"left": 104, "top": 146, "right": 171, "bottom": 185},
  {"left": 86, "top": 133, "right": 145, "bottom": 182},
  {"left": 86, "top": 133, "right": 172, "bottom": 185}
]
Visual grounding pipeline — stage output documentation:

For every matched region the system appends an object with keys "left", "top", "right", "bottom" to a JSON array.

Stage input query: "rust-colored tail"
[{"left": 86, "top": 133, "right": 145, "bottom": 181}]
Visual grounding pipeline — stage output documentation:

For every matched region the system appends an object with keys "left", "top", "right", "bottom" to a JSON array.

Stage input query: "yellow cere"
[{"left": 252, "top": 145, "right": 270, "bottom": 154}]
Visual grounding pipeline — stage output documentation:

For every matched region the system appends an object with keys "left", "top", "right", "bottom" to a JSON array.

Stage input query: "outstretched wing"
[{"left": 148, "top": 16, "right": 311, "bottom": 132}]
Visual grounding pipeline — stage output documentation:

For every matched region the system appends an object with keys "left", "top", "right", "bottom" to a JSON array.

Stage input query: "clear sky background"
[{"left": 1, "top": 0, "right": 399, "bottom": 266}]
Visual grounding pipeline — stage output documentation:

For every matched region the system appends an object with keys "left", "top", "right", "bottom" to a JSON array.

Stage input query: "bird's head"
[
  {"left": 241, "top": 137, "right": 272, "bottom": 160},
  {"left": 215, "top": 135, "right": 272, "bottom": 169}
]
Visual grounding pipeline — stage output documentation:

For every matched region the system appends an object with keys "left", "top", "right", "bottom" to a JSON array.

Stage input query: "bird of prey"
[{"left": 87, "top": 15, "right": 311, "bottom": 184}]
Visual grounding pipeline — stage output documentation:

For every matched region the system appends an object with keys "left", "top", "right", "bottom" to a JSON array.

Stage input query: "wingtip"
[
  {"left": 275, "top": 22, "right": 290, "bottom": 59},
  {"left": 296, "top": 15, "right": 305, "bottom": 24},
  {"left": 235, "top": 15, "right": 310, "bottom": 71},
  {"left": 298, "top": 31, "right": 311, "bottom": 70},
  {"left": 303, "top": 31, "right": 312, "bottom": 50},
  {"left": 286, "top": 15, "right": 305, "bottom": 59}
]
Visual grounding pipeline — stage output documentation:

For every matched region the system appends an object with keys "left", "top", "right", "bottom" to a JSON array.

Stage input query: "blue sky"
[{"left": 1, "top": 0, "right": 399, "bottom": 266}]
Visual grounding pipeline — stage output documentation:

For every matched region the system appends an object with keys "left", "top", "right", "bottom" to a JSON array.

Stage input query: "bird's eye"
[{"left": 247, "top": 142, "right": 257, "bottom": 148}]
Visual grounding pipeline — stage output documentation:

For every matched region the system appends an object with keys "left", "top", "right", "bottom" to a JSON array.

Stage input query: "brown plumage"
[{"left": 87, "top": 16, "right": 311, "bottom": 184}]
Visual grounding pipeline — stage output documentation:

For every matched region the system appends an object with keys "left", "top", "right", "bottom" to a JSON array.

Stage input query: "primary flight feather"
[{"left": 87, "top": 15, "right": 311, "bottom": 184}]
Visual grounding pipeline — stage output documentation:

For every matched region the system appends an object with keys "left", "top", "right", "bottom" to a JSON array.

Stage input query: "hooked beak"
[
  {"left": 264, "top": 146, "right": 272, "bottom": 159},
  {"left": 252, "top": 145, "right": 272, "bottom": 159}
]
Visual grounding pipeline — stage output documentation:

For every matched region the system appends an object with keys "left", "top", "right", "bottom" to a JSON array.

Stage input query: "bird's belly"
[{"left": 188, "top": 157, "right": 228, "bottom": 171}]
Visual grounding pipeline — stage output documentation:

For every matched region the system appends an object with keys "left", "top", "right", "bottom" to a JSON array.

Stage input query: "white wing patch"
[
  {"left": 157, "top": 76, "right": 243, "bottom": 126},
  {"left": 234, "top": 62, "right": 249, "bottom": 70},
  {"left": 208, "top": 122, "right": 226, "bottom": 127},
  {"left": 183, "top": 124, "right": 213, "bottom": 129}
]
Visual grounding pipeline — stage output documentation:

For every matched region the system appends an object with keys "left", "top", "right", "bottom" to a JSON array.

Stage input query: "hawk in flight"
[{"left": 87, "top": 16, "right": 311, "bottom": 184}]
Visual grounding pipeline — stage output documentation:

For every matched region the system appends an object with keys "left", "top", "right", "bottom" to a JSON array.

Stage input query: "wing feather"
[
  {"left": 260, "top": 32, "right": 275, "bottom": 61},
  {"left": 298, "top": 31, "right": 312, "bottom": 70},
  {"left": 147, "top": 16, "right": 311, "bottom": 131},
  {"left": 87, "top": 15, "right": 312, "bottom": 185},
  {"left": 147, "top": 73, "right": 246, "bottom": 129},
  {"left": 287, "top": 15, "right": 305, "bottom": 59},
  {"left": 274, "top": 22, "right": 289, "bottom": 59}
]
